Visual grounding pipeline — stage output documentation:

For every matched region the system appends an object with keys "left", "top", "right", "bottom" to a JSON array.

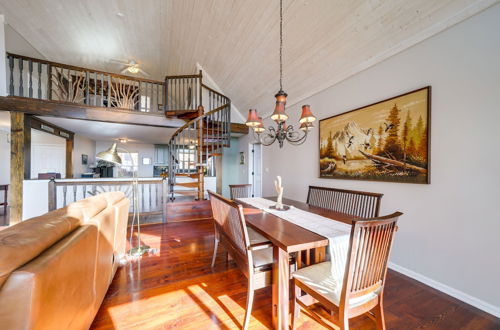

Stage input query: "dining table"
[{"left": 237, "top": 197, "right": 357, "bottom": 330}]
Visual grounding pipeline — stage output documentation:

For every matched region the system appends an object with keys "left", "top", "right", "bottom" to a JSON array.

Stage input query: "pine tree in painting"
[
  {"left": 325, "top": 132, "right": 335, "bottom": 159},
  {"left": 412, "top": 115, "right": 425, "bottom": 148},
  {"left": 407, "top": 138, "right": 417, "bottom": 158},
  {"left": 383, "top": 103, "right": 403, "bottom": 158},
  {"left": 402, "top": 111, "right": 412, "bottom": 163},
  {"left": 418, "top": 128, "right": 428, "bottom": 163},
  {"left": 376, "top": 124, "right": 384, "bottom": 154}
]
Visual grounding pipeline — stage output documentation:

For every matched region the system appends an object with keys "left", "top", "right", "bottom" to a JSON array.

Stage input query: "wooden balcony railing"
[
  {"left": 48, "top": 178, "right": 168, "bottom": 223},
  {"left": 7, "top": 53, "right": 165, "bottom": 113}
]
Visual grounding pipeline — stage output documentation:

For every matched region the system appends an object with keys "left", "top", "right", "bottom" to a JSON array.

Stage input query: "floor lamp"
[{"left": 96, "top": 143, "right": 150, "bottom": 257}]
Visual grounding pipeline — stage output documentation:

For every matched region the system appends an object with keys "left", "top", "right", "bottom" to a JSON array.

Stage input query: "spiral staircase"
[{"left": 164, "top": 71, "right": 231, "bottom": 201}]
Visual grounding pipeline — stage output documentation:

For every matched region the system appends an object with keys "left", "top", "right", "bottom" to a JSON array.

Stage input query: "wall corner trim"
[{"left": 388, "top": 262, "right": 500, "bottom": 318}]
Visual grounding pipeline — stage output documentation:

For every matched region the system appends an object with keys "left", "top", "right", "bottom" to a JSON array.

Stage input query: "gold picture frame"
[{"left": 319, "top": 86, "right": 431, "bottom": 184}]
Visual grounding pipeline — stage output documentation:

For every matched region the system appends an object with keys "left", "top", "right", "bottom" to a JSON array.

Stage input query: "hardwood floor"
[{"left": 91, "top": 220, "right": 500, "bottom": 329}]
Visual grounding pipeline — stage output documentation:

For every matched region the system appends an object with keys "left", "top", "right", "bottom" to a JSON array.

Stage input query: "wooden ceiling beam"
[
  {"left": 0, "top": 96, "right": 248, "bottom": 135},
  {"left": 0, "top": 96, "right": 178, "bottom": 128}
]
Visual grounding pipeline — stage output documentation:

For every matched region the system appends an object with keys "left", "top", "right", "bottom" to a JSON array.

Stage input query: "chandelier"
[{"left": 245, "top": 0, "right": 316, "bottom": 148}]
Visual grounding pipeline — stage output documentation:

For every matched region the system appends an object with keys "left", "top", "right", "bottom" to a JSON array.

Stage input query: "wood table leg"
[{"left": 272, "top": 246, "right": 290, "bottom": 330}]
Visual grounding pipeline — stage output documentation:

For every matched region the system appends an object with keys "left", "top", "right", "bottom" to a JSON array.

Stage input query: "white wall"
[
  {"left": 30, "top": 129, "right": 66, "bottom": 179},
  {"left": 221, "top": 137, "right": 241, "bottom": 198},
  {"left": 72, "top": 134, "right": 96, "bottom": 178},
  {"left": 95, "top": 141, "right": 154, "bottom": 177},
  {"left": 261, "top": 4, "right": 500, "bottom": 316}
]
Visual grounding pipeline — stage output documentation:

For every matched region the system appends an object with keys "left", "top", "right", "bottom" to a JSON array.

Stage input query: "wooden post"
[
  {"left": 48, "top": 178, "right": 56, "bottom": 211},
  {"left": 10, "top": 112, "right": 25, "bottom": 224},
  {"left": 66, "top": 137, "right": 74, "bottom": 178},
  {"left": 161, "top": 177, "right": 168, "bottom": 223},
  {"left": 23, "top": 115, "right": 31, "bottom": 180}
]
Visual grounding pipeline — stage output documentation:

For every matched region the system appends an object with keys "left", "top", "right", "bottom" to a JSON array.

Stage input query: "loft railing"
[
  {"left": 167, "top": 85, "right": 231, "bottom": 200},
  {"left": 48, "top": 178, "right": 168, "bottom": 223},
  {"left": 164, "top": 72, "right": 201, "bottom": 112},
  {"left": 6, "top": 53, "right": 165, "bottom": 113}
]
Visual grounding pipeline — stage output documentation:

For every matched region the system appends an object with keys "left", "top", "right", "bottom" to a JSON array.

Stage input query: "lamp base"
[{"left": 128, "top": 245, "right": 151, "bottom": 257}]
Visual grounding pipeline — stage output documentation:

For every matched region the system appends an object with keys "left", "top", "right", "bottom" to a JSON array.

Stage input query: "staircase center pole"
[{"left": 196, "top": 105, "right": 205, "bottom": 200}]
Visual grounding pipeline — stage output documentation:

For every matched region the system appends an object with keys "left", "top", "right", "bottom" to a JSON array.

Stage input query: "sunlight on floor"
[{"left": 104, "top": 282, "right": 270, "bottom": 329}]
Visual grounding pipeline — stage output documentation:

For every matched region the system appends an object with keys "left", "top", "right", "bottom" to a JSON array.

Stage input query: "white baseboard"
[{"left": 388, "top": 262, "right": 500, "bottom": 318}]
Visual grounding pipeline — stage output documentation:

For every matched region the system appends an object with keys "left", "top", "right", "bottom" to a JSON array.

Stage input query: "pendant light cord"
[{"left": 279, "top": 0, "right": 283, "bottom": 91}]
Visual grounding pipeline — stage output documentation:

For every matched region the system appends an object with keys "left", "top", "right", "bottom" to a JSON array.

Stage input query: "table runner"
[{"left": 238, "top": 197, "right": 351, "bottom": 282}]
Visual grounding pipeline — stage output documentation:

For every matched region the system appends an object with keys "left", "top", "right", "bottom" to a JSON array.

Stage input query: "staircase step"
[
  {"left": 175, "top": 182, "right": 199, "bottom": 188},
  {"left": 175, "top": 173, "right": 198, "bottom": 178},
  {"left": 174, "top": 190, "right": 199, "bottom": 197}
]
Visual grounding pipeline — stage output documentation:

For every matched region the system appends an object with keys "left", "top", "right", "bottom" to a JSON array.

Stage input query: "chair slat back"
[
  {"left": 208, "top": 190, "right": 249, "bottom": 258},
  {"left": 307, "top": 186, "right": 383, "bottom": 218},
  {"left": 341, "top": 212, "right": 401, "bottom": 305},
  {"left": 229, "top": 184, "right": 252, "bottom": 200}
]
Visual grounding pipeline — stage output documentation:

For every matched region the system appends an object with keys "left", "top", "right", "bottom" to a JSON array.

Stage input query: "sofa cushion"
[
  {"left": 0, "top": 225, "right": 98, "bottom": 330},
  {"left": 102, "top": 191, "right": 126, "bottom": 207},
  {"left": 64, "top": 194, "right": 108, "bottom": 221},
  {"left": 0, "top": 213, "right": 81, "bottom": 288}
]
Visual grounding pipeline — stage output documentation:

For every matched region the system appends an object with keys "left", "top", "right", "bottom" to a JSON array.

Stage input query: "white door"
[{"left": 249, "top": 143, "right": 262, "bottom": 197}]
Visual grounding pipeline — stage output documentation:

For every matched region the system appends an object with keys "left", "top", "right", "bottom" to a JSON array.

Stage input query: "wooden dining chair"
[
  {"left": 229, "top": 184, "right": 253, "bottom": 200},
  {"left": 307, "top": 186, "right": 383, "bottom": 218},
  {"left": 208, "top": 190, "right": 273, "bottom": 329},
  {"left": 292, "top": 212, "right": 402, "bottom": 330}
]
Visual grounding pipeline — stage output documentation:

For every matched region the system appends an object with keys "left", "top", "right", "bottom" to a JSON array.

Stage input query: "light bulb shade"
[
  {"left": 245, "top": 109, "right": 260, "bottom": 127},
  {"left": 300, "top": 121, "right": 314, "bottom": 131},
  {"left": 271, "top": 90, "right": 288, "bottom": 123},
  {"left": 127, "top": 66, "right": 140, "bottom": 74},
  {"left": 96, "top": 143, "right": 122, "bottom": 165},
  {"left": 254, "top": 117, "right": 265, "bottom": 133},
  {"left": 299, "top": 105, "right": 316, "bottom": 124}
]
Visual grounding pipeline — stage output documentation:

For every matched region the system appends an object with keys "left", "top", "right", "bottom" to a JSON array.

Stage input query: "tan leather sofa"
[{"left": 0, "top": 191, "right": 130, "bottom": 330}]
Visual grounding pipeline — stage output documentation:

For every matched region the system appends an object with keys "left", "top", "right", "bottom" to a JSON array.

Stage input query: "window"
[
  {"left": 117, "top": 152, "right": 139, "bottom": 177},
  {"left": 177, "top": 149, "right": 196, "bottom": 171},
  {"left": 174, "top": 149, "right": 216, "bottom": 176},
  {"left": 140, "top": 95, "right": 151, "bottom": 112}
]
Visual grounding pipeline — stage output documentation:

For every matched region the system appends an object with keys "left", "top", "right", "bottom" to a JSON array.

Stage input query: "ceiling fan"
[{"left": 110, "top": 59, "right": 150, "bottom": 76}]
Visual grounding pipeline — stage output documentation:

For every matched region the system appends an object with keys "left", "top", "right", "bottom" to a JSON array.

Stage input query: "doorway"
[{"left": 248, "top": 143, "right": 262, "bottom": 197}]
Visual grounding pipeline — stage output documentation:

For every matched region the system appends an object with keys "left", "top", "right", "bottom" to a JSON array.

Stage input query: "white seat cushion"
[
  {"left": 292, "top": 262, "right": 378, "bottom": 308},
  {"left": 252, "top": 247, "right": 273, "bottom": 268},
  {"left": 247, "top": 226, "right": 269, "bottom": 245}
]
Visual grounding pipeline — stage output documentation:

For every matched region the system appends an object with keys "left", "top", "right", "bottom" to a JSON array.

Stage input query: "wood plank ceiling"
[{"left": 0, "top": 0, "right": 497, "bottom": 117}]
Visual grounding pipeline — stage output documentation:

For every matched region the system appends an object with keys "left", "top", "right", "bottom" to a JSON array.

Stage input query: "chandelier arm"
[
  {"left": 285, "top": 128, "right": 308, "bottom": 144},
  {"left": 261, "top": 134, "right": 278, "bottom": 146},
  {"left": 251, "top": 125, "right": 278, "bottom": 146}
]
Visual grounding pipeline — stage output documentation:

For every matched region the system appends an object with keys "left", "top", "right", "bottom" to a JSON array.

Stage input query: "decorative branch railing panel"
[
  {"left": 48, "top": 178, "right": 168, "bottom": 222},
  {"left": 7, "top": 53, "right": 165, "bottom": 113}
]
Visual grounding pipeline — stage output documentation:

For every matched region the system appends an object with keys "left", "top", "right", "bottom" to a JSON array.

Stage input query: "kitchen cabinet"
[{"left": 154, "top": 144, "right": 168, "bottom": 164}]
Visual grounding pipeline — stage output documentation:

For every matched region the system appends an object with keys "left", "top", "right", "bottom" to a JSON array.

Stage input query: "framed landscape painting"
[{"left": 319, "top": 86, "right": 431, "bottom": 184}]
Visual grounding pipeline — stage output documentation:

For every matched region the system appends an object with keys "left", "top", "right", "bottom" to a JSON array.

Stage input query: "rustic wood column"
[
  {"left": 66, "top": 137, "right": 74, "bottom": 178},
  {"left": 23, "top": 115, "right": 31, "bottom": 179},
  {"left": 10, "top": 112, "right": 25, "bottom": 224}
]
